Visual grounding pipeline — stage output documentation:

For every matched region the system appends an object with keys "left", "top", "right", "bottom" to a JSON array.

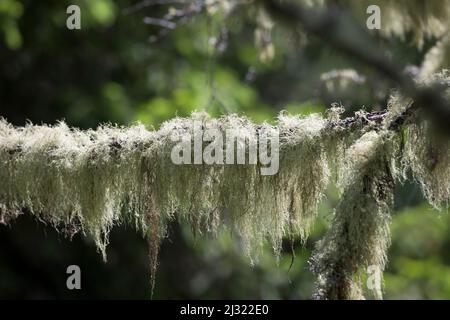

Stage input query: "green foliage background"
[{"left": 0, "top": 0, "right": 449, "bottom": 299}]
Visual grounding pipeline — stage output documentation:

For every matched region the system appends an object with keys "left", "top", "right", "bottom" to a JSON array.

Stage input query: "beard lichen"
[
  {"left": 388, "top": 71, "right": 450, "bottom": 210},
  {"left": 402, "top": 119, "right": 450, "bottom": 209},
  {"left": 310, "top": 130, "right": 400, "bottom": 300},
  {"left": 0, "top": 112, "right": 331, "bottom": 279},
  {"left": 141, "top": 112, "right": 331, "bottom": 261},
  {"left": 0, "top": 120, "right": 156, "bottom": 258}
]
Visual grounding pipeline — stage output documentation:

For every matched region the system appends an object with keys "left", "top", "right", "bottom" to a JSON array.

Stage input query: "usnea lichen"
[
  {"left": 402, "top": 116, "right": 450, "bottom": 210},
  {"left": 388, "top": 71, "right": 450, "bottom": 209},
  {"left": 310, "top": 130, "right": 401, "bottom": 300},
  {"left": 0, "top": 120, "right": 156, "bottom": 257},
  {"left": 0, "top": 112, "right": 331, "bottom": 268}
]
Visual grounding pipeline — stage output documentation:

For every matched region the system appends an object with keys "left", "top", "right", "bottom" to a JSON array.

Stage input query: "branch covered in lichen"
[
  {"left": 0, "top": 80, "right": 449, "bottom": 298},
  {"left": 306, "top": 70, "right": 450, "bottom": 300},
  {"left": 0, "top": 112, "right": 339, "bottom": 279}
]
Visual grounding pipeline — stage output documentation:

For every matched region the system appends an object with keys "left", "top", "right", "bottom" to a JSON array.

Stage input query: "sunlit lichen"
[
  {"left": 310, "top": 130, "right": 400, "bottom": 300},
  {"left": 0, "top": 112, "right": 331, "bottom": 270},
  {"left": 388, "top": 71, "right": 450, "bottom": 209}
]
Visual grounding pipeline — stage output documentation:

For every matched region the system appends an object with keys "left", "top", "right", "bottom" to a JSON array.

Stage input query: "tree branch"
[{"left": 259, "top": 0, "right": 450, "bottom": 133}]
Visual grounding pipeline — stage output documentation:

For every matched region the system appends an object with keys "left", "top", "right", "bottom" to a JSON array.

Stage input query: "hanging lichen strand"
[
  {"left": 403, "top": 120, "right": 450, "bottom": 209},
  {"left": 310, "top": 130, "right": 400, "bottom": 300},
  {"left": 388, "top": 72, "right": 450, "bottom": 210}
]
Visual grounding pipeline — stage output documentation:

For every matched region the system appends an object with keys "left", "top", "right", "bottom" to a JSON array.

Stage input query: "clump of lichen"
[
  {"left": 0, "top": 112, "right": 331, "bottom": 269},
  {"left": 403, "top": 120, "right": 450, "bottom": 209},
  {"left": 0, "top": 120, "right": 155, "bottom": 258},
  {"left": 388, "top": 71, "right": 450, "bottom": 209},
  {"left": 310, "top": 130, "right": 399, "bottom": 300},
  {"left": 143, "top": 112, "right": 331, "bottom": 260}
]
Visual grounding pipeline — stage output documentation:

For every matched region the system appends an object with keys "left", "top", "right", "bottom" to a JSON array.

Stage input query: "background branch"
[{"left": 259, "top": 0, "right": 450, "bottom": 132}]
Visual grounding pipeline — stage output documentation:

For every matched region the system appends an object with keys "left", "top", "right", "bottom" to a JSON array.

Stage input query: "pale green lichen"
[
  {"left": 145, "top": 112, "right": 330, "bottom": 260},
  {"left": 0, "top": 120, "right": 155, "bottom": 258},
  {"left": 403, "top": 120, "right": 450, "bottom": 209},
  {"left": 388, "top": 71, "right": 450, "bottom": 209},
  {"left": 310, "top": 130, "right": 400, "bottom": 300},
  {"left": 0, "top": 112, "right": 331, "bottom": 267}
]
